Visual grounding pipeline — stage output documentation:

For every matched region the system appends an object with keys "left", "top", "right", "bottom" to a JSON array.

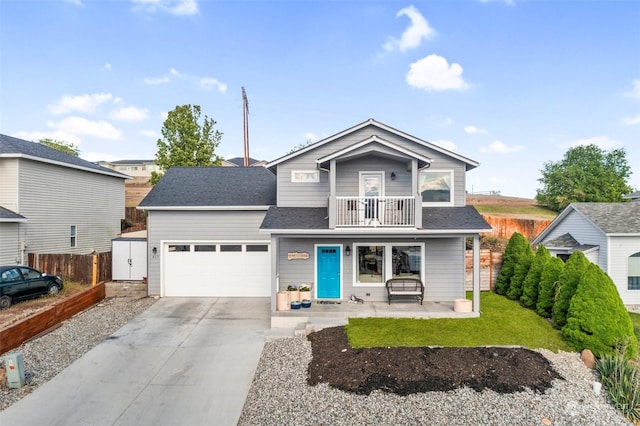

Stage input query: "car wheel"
[
  {"left": 48, "top": 284, "right": 61, "bottom": 295},
  {"left": 0, "top": 295, "right": 11, "bottom": 309}
]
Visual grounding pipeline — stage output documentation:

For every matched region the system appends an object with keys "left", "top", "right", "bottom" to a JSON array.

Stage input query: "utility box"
[{"left": 4, "top": 352, "right": 25, "bottom": 388}]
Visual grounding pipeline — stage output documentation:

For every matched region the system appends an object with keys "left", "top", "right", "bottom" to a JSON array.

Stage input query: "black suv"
[{"left": 0, "top": 266, "right": 64, "bottom": 309}]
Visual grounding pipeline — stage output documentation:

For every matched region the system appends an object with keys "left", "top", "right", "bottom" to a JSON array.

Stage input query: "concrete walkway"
[{"left": 0, "top": 297, "right": 284, "bottom": 426}]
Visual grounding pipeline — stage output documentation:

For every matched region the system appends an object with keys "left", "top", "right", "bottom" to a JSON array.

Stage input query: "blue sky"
[{"left": 1, "top": 0, "right": 639, "bottom": 198}]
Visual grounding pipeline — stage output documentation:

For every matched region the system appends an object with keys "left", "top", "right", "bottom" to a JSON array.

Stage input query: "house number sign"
[{"left": 288, "top": 252, "right": 310, "bottom": 260}]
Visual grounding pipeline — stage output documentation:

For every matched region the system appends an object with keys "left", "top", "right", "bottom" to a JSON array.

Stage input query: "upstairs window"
[{"left": 419, "top": 170, "right": 453, "bottom": 205}]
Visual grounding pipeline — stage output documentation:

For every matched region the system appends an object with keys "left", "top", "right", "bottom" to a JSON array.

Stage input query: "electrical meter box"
[{"left": 4, "top": 352, "right": 25, "bottom": 388}]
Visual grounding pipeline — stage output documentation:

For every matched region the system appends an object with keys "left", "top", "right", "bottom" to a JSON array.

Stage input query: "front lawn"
[{"left": 346, "top": 291, "right": 573, "bottom": 352}]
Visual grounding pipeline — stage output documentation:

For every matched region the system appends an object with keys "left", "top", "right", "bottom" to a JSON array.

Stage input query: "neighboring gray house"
[
  {"left": 532, "top": 202, "right": 640, "bottom": 305},
  {"left": 623, "top": 191, "right": 640, "bottom": 202},
  {"left": 139, "top": 119, "right": 491, "bottom": 312},
  {"left": 0, "top": 134, "right": 128, "bottom": 265}
]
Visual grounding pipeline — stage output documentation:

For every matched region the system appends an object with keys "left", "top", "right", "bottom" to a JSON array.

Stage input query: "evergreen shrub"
[
  {"left": 521, "top": 245, "right": 551, "bottom": 309},
  {"left": 494, "top": 232, "right": 529, "bottom": 296},
  {"left": 552, "top": 251, "right": 589, "bottom": 329},
  {"left": 536, "top": 256, "right": 565, "bottom": 318},
  {"left": 506, "top": 240, "right": 534, "bottom": 301},
  {"left": 562, "top": 263, "right": 637, "bottom": 358}
]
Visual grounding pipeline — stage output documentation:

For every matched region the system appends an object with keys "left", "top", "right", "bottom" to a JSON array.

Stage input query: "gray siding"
[
  {"left": 276, "top": 125, "right": 468, "bottom": 207},
  {"left": 0, "top": 223, "right": 20, "bottom": 264},
  {"left": 541, "top": 209, "right": 609, "bottom": 270},
  {"left": 0, "top": 158, "right": 19, "bottom": 211},
  {"left": 16, "top": 159, "right": 124, "bottom": 256},
  {"left": 609, "top": 236, "right": 640, "bottom": 304},
  {"left": 146, "top": 210, "right": 269, "bottom": 295},
  {"left": 275, "top": 236, "right": 466, "bottom": 302}
]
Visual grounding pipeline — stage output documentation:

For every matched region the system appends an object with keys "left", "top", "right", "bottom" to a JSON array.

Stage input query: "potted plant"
[
  {"left": 299, "top": 284, "right": 311, "bottom": 301},
  {"left": 301, "top": 299, "right": 311, "bottom": 308},
  {"left": 287, "top": 285, "right": 300, "bottom": 303}
]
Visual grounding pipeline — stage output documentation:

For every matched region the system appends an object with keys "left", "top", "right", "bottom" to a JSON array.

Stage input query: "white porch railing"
[{"left": 335, "top": 196, "right": 415, "bottom": 227}]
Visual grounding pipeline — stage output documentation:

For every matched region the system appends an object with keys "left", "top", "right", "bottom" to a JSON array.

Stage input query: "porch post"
[
  {"left": 328, "top": 159, "right": 337, "bottom": 229},
  {"left": 270, "top": 235, "right": 279, "bottom": 312},
  {"left": 473, "top": 235, "right": 480, "bottom": 314}
]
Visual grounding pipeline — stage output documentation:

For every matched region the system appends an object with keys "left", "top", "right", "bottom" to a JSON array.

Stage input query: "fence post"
[{"left": 92, "top": 251, "right": 98, "bottom": 286}]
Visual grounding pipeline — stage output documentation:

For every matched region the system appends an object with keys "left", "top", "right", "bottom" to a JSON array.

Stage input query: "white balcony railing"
[{"left": 335, "top": 196, "right": 415, "bottom": 227}]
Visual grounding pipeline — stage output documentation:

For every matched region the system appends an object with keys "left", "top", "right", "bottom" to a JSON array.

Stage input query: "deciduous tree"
[
  {"left": 536, "top": 144, "right": 632, "bottom": 212},
  {"left": 150, "top": 104, "right": 222, "bottom": 185},
  {"left": 38, "top": 138, "right": 80, "bottom": 157}
]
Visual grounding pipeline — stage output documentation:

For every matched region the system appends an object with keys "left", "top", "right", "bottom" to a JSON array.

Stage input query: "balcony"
[{"left": 335, "top": 196, "right": 416, "bottom": 227}]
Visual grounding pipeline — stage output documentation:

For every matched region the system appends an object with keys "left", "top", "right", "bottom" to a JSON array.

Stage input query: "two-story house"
[
  {"left": 139, "top": 119, "right": 491, "bottom": 315},
  {"left": 0, "top": 134, "right": 128, "bottom": 265}
]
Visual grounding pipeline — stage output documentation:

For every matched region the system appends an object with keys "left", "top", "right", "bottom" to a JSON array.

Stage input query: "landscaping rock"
[{"left": 581, "top": 349, "right": 596, "bottom": 369}]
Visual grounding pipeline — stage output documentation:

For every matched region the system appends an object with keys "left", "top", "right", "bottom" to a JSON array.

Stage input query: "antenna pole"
[{"left": 242, "top": 87, "right": 250, "bottom": 167}]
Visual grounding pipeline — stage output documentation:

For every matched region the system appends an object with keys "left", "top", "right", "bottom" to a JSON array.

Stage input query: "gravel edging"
[
  {"left": 0, "top": 296, "right": 156, "bottom": 411},
  {"left": 238, "top": 336, "right": 632, "bottom": 426}
]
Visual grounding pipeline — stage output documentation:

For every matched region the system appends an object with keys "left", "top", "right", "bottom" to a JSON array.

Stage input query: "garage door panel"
[{"left": 163, "top": 243, "right": 270, "bottom": 297}]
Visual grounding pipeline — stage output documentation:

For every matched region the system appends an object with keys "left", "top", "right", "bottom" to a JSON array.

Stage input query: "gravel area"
[
  {"left": 239, "top": 336, "right": 631, "bottom": 426},
  {"left": 0, "top": 296, "right": 156, "bottom": 411}
]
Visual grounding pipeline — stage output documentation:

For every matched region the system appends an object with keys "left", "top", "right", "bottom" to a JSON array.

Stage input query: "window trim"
[
  {"left": 419, "top": 169, "right": 454, "bottom": 206},
  {"left": 291, "top": 170, "right": 319, "bottom": 183},
  {"left": 629, "top": 252, "right": 640, "bottom": 290},
  {"left": 352, "top": 242, "right": 424, "bottom": 287}
]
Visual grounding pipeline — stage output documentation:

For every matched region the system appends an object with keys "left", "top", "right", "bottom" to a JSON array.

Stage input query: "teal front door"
[{"left": 316, "top": 246, "right": 341, "bottom": 298}]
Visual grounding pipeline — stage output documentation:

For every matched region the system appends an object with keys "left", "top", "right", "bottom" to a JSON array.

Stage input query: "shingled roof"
[
  {"left": 260, "top": 205, "right": 491, "bottom": 232},
  {"left": 0, "top": 134, "right": 128, "bottom": 179},
  {"left": 572, "top": 203, "right": 640, "bottom": 234},
  {"left": 0, "top": 206, "right": 26, "bottom": 222},
  {"left": 138, "top": 167, "right": 276, "bottom": 208}
]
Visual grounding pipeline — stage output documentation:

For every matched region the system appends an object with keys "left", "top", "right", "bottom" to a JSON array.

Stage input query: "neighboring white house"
[
  {"left": 532, "top": 202, "right": 640, "bottom": 305},
  {"left": 98, "top": 159, "right": 160, "bottom": 178},
  {"left": 0, "top": 135, "right": 129, "bottom": 265},
  {"left": 138, "top": 119, "right": 491, "bottom": 313}
]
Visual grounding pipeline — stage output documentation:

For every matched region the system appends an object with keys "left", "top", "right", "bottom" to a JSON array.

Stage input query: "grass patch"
[
  {"left": 345, "top": 292, "right": 572, "bottom": 352},
  {"left": 58, "top": 280, "right": 88, "bottom": 297},
  {"left": 630, "top": 312, "right": 640, "bottom": 346},
  {"left": 474, "top": 204, "right": 557, "bottom": 219}
]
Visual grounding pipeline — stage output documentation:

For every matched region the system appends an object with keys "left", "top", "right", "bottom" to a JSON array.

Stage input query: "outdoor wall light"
[
  {"left": 152, "top": 247, "right": 158, "bottom": 255},
  {"left": 345, "top": 246, "right": 351, "bottom": 256},
  {"left": 390, "top": 172, "right": 396, "bottom": 180}
]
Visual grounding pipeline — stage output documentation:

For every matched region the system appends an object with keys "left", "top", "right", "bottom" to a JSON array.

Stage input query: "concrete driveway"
[{"left": 0, "top": 297, "right": 280, "bottom": 426}]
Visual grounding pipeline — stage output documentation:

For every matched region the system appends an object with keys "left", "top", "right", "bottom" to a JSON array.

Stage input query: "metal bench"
[{"left": 385, "top": 277, "right": 424, "bottom": 305}]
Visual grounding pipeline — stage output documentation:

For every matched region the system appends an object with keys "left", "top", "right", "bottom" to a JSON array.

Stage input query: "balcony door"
[{"left": 359, "top": 172, "right": 385, "bottom": 225}]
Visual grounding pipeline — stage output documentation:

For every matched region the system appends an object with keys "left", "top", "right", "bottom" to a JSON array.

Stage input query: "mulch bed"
[{"left": 307, "top": 326, "right": 563, "bottom": 396}]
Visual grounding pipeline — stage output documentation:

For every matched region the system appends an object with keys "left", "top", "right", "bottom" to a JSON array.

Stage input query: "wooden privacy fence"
[
  {"left": 465, "top": 249, "right": 503, "bottom": 291},
  {"left": 125, "top": 207, "right": 146, "bottom": 225},
  {"left": 0, "top": 283, "right": 105, "bottom": 354},
  {"left": 28, "top": 252, "right": 112, "bottom": 284}
]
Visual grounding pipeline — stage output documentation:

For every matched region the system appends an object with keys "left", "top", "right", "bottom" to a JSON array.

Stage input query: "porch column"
[
  {"left": 412, "top": 159, "right": 422, "bottom": 228},
  {"left": 328, "top": 159, "right": 337, "bottom": 228},
  {"left": 473, "top": 235, "right": 480, "bottom": 314},
  {"left": 270, "top": 235, "right": 279, "bottom": 312}
]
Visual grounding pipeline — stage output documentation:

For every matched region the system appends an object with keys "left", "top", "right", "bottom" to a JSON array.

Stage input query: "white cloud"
[
  {"left": 383, "top": 5, "right": 436, "bottom": 52},
  {"left": 169, "top": 68, "right": 185, "bottom": 78},
  {"left": 131, "top": 0, "right": 199, "bottom": 16},
  {"left": 109, "top": 106, "right": 149, "bottom": 122},
  {"left": 48, "top": 93, "right": 114, "bottom": 115},
  {"left": 565, "top": 136, "right": 622, "bottom": 150},
  {"left": 432, "top": 139, "right": 457, "bottom": 151},
  {"left": 622, "top": 114, "right": 640, "bottom": 125},
  {"left": 48, "top": 116, "right": 123, "bottom": 140},
  {"left": 464, "top": 125, "right": 487, "bottom": 134},
  {"left": 64, "top": 0, "right": 84, "bottom": 6},
  {"left": 406, "top": 54, "right": 470, "bottom": 92},
  {"left": 83, "top": 152, "right": 122, "bottom": 162},
  {"left": 12, "top": 130, "right": 82, "bottom": 145},
  {"left": 479, "top": 140, "right": 524, "bottom": 153},
  {"left": 103, "top": 63, "right": 112, "bottom": 71},
  {"left": 144, "top": 76, "right": 170, "bottom": 85},
  {"left": 199, "top": 77, "right": 227, "bottom": 93},
  {"left": 304, "top": 132, "right": 318, "bottom": 142},
  {"left": 625, "top": 80, "right": 640, "bottom": 99}
]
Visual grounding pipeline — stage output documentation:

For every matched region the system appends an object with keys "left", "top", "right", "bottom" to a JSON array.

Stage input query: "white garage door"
[{"left": 163, "top": 242, "right": 270, "bottom": 297}]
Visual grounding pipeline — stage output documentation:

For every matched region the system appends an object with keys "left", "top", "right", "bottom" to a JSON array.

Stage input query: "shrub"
[
  {"left": 494, "top": 233, "right": 529, "bottom": 296},
  {"left": 520, "top": 245, "right": 551, "bottom": 309},
  {"left": 536, "top": 256, "right": 565, "bottom": 318},
  {"left": 552, "top": 251, "right": 590, "bottom": 329},
  {"left": 562, "top": 263, "right": 637, "bottom": 358},
  {"left": 596, "top": 350, "right": 640, "bottom": 422},
  {"left": 506, "top": 240, "right": 534, "bottom": 301}
]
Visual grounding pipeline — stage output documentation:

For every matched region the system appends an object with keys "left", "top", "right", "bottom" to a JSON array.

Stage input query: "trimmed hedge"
[
  {"left": 494, "top": 232, "right": 530, "bottom": 296},
  {"left": 552, "top": 251, "right": 590, "bottom": 329},
  {"left": 536, "top": 256, "right": 565, "bottom": 318},
  {"left": 562, "top": 263, "right": 637, "bottom": 358},
  {"left": 506, "top": 240, "right": 534, "bottom": 301},
  {"left": 521, "top": 245, "right": 551, "bottom": 309}
]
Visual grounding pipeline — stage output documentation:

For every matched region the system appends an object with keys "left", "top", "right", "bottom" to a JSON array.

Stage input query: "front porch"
[{"left": 271, "top": 299, "right": 478, "bottom": 329}]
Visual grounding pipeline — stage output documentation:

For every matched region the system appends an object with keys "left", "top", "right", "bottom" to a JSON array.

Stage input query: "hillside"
[{"left": 468, "top": 194, "right": 557, "bottom": 220}]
